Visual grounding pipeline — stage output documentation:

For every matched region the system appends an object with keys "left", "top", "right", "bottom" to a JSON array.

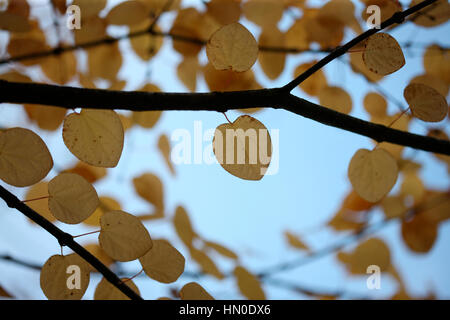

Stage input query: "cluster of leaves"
[{"left": 0, "top": 0, "right": 449, "bottom": 300}]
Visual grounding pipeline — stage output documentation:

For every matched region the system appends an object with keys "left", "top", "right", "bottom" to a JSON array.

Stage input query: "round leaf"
[
  {"left": 0, "top": 127, "right": 53, "bottom": 187},
  {"left": 62, "top": 109, "right": 124, "bottom": 167},
  {"left": 48, "top": 173, "right": 99, "bottom": 224},
  {"left": 206, "top": 22, "right": 258, "bottom": 72},
  {"left": 348, "top": 148, "right": 399, "bottom": 203},
  {"left": 362, "top": 33, "right": 405, "bottom": 75},
  {"left": 180, "top": 282, "right": 214, "bottom": 300},
  {"left": 404, "top": 83, "right": 448, "bottom": 122},
  {"left": 99, "top": 210, "right": 153, "bottom": 261},
  {"left": 94, "top": 277, "right": 140, "bottom": 300},
  {"left": 213, "top": 115, "right": 272, "bottom": 181},
  {"left": 139, "top": 239, "right": 185, "bottom": 283},
  {"left": 40, "top": 254, "right": 90, "bottom": 300}
]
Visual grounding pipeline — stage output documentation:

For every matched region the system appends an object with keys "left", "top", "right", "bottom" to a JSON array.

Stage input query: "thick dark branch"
[
  {"left": 0, "top": 79, "right": 449, "bottom": 156},
  {"left": 283, "top": 94, "right": 450, "bottom": 155},
  {"left": 283, "top": 0, "right": 438, "bottom": 91},
  {"left": 0, "top": 185, "right": 143, "bottom": 300}
]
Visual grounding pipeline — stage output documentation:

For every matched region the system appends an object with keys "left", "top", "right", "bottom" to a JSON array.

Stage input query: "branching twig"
[
  {"left": 0, "top": 185, "right": 142, "bottom": 300},
  {"left": 0, "top": 80, "right": 448, "bottom": 155},
  {"left": 283, "top": 0, "right": 438, "bottom": 92}
]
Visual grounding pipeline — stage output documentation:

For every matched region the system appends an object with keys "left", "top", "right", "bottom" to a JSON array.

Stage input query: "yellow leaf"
[
  {"left": 363, "top": 92, "right": 387, "bottom": 120},
  {"left": 72, "top": 0, "right": 106, "bottom": 19},
  {"left": 342, "top": 189, "right": 374, "bottom": 212},
  {"left": 133, "top": 173, "right": 164, "bottom": 212},
  {"left": 94, "top": 277, "right": 140, "bottom": 300},
  {"left": 40, "top": 51, "right": 77, "bottom": 84},
  {"left": 203, "top": 63, "right": 260, "bottom": 92},
  {"left": 381, "top": 196, "right": 407, "bottom": 219},
  {"left": 88, "top": 43, "right": 123, "bottom": 81},
  {"left": 285, "top": 231, "right": 310, "bottom": 252},
  {"left": 206, "top": 0, "right": 241, "bottom": 25},
  {"left": 318, "top": 86, "right": 352, "bottom": 114},
  {"left": 234, "top": 266, "right": 266, "bottom": 300},
  {"left": 139, "top": 239, "right": 185, "bottom": 283},
  {"left": 206, "top": 22, "right": 258, "bottom": 72},
  {"left": 213, "top": 115, "right": 272, "bottom": 181},
  {"left": 349, "top": 51, "right": 384, "bottom": 83},
  {"left": 48, "top": 173, "right": 99, "bottom": 224},
  {"left": 402, "top": 212, "right": 437, "bottom": 253},
  {"left": 99, "top": 210, "right": 153, "bottom": 261},
  {"left": 177, "top": 56, "right": 199, "bottom": 92},
  {"left": 348, "top": 148, "right": 398, "bottom": 203},
  {"left": 132, "top": 84, "right": 163, "bottom": 128},
  {"left": 84, "top": 196, "right": 121, "bottom": 227},
  {"left": 158, "top": 134, "right": 176, "bottom": 176},
  {"left": 423, "top": 44, "right": 449, "bottom": 84},
  {"left": 25, "top": 181, "right": 55, "bottom": 223},
  {"left": 83, "top": 243, "right": 115, "bottom": 270},
  {"left": 0, "top": 127, "right": 53, "bottom": 187},
  {"left": 173, "top": 206, "right": 197, "bottom": 247},
  {"left": 64, "top": 161, "right": 107, "bottom": 184},
  {"left": 362, "top": 33, "right": 405, "bottom": 75},
  {"left": 242, "top": 0, "right": 284, "bottom": 29},
  {"left": 204, "top": 240, "right": 238, "bottom": 260},
  {"left": 258, "top": 28, "right": 286, "bottom": 80},
  {"left": 74, "top": 16, "right": 106, "bottom": 45},
  {"left": 403, "top": 83, "right": 448, "bottom": 122},
  {"left": 62, "top": 109, "right": 124, "bottom": 167},
  {"left": 180, "top": 282, "right": 214, "bottom": 300},
  {"left": 40, "top": 254, "right": 90, "bottom": 300},
  {"left": 411, "top": 0, "right": 450, "bottom": 28},
  {"left": 106, "top": 0, "right": 150, "bottom": 26},
  {"left": 337, "top": 238, "right": 391, "bottom": 274},
  {"left": 24, "top": 104, "right": 67, "bottom": 131},
  {"left": 170, "top": 8, "right": 203, "bottom": 56},
  {"left": 130, "top": 20, "right": 163, "bottom": 61},
  {"left": 400, "top": 172, "right": 425, "bottom": 204},
  {"left": 190, "top": 247, "right": 224, "bottom": 279},
  {"left": 410, "top": 74, "right": 449, "bottom": 97},
  {"left": 293, "top": 61, "right": 327, "bottom": 96}
]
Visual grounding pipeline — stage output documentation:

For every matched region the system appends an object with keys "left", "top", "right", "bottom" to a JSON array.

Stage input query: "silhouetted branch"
[
  {"left": 283, "top": 0, "right": 438, "bottom": 91},
  {"left": 0, "top": 80, "right": 449, "bottom": 155},
  {"left": 0, "top": 185, "right": 142, "bottom": 300}
]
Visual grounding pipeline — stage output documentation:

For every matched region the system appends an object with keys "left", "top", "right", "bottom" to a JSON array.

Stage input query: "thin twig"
[{"left": 0, "top": 185, "right": 142, "bottom": 300}]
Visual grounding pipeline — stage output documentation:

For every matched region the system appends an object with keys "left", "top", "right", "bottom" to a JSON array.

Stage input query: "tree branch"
[
  {"left": 0, "top": 80, "right": 449, "bottom": 155},
  {"left": 0, "top": 185, "right": 142, "bottom": 300},
  {"left": 283, "top": 0, "right": 438, "bottom": 92}
]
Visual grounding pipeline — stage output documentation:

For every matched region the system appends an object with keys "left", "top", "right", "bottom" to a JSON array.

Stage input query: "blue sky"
[{"left": 0, "top": 0, "right": 449, "bottom": 300}]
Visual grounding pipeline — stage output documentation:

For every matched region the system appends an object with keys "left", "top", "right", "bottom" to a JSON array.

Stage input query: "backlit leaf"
[
  {"left": 362, "top": 33, "right": 405, "bottom": 75},
  {"left": 180, "top": 282, "right": 214, "bottom": 300},
  {"left": 234, "top": 266, "right": 266, "bottom": 300},
  {"left": 403, "top": 83, "right": 448, "bottom": 122},
  {"left": 213, "top": 115, "right": 272, "bottom": 181},
  {"left": 173, "top": 206, "right": 197, "bottom": 247},
  {"left": 348, "top": 148, "right": 398, "bottom": 203},
  {"left": 99, "top": 210, "right": 153, "bottom": 261},
  {"left": 318, "top": 86, "right": 352, "bottom": 114},
  {"left": 62, "top": 109, "right": 124, "bottom": 167},
  {"left": 0, "top": 128, "right": 53, "bottom": 187},
  {"left": 139, "top": 239, "right": 185, "bottom": 283},
  {"left": 158, "top": 134, "right": 176, "bottom": 176},
  {"left": 206, "top": 22, "right": 258, "bottom": 72},
  {"left": 94, "top": 277, "right": 140, "bottom": 300},
  {"left": 337, "top": 238, "right": 391, "bottom": 274},
  {"left": 40, "top": 254, "right": 90, "bottom": 300},
  {"left": 48, "top": 173, "right": 99, "bottom": 224}
]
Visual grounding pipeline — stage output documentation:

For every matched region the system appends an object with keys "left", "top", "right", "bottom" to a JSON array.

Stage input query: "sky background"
[{"left": 0, "top": 0, "right": 449, "bottom": 299}]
